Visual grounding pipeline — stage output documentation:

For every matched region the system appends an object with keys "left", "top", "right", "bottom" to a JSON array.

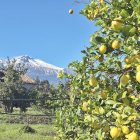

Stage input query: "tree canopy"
[{"left": 56, "top": 0, "right": 140, "bottom": 140}]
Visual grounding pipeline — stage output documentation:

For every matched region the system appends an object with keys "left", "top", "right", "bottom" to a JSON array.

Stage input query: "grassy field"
[
  {"left": 0, "top": 107, "right": 57, "bottom": 140},
  {"left": 0, "top": 107, "right": 55, "bottom": 124},
  {"left": 0, "top": 106, "right": 49, "bottom": 115},
  {"left": 0, "top": 123, "right": 56, "bottom": 140}
]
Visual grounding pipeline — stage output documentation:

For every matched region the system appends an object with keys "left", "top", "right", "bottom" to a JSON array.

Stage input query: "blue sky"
[{"left": 0, "top": 0, "right": 96, "bottom": 68}]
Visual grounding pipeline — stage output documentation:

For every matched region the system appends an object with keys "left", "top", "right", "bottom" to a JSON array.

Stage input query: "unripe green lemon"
[
  {"left": 127, "top": 85, "right": 133, "bottom": 93},
  {"left": 103, "top": 125, "right": 110, "bottom": 132},
  {"left": 91, "top": 121, "right": 100, "bottom": 129},
  {"left": 120, "top": 75, "right": 129, "bottom": 85},
  {"left": 101, "top": 91, "right": 108, "bottom": 99},
  {"left": 98, "top": 55, "right": 104, "bottom": 62}
]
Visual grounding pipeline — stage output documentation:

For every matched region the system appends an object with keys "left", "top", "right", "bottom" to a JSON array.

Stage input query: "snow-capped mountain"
[{"left": 0, "top": 55, "right": 66, "bottom": 84}]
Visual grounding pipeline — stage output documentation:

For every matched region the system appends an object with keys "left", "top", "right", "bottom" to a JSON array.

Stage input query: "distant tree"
[
  {"left": 29, "top": 80, "right": 51, "bottom": 113},
  {"left": 13, "top": 88, "right": 30, "bottom": 112},
  {"left": 29, "top": 80, "right": 70, "bottom": 114},
  {"left": 35, "top": 76, "right": 40, "bottom": 84},
  {"left": 0, "top": 58, "right": 28, "bottom": 113}
]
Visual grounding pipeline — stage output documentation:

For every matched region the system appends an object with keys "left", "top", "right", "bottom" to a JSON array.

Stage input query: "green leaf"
[
  {"left": 106, "top": 100, "right": 116, "bottom": 105},
  {"left": 120, "top": 9, "right": 129, "bottom": 18},
  {"left": 99, "top": 107, "right": 105, "bottom": 114},
  {"left": 122, "top": 91, "right": 127, "bottom": 98},
  {"left": 129, "top": 27, "right": 137, "bottom": 36},
  {"left": 96, "top": 129, "right": 102, "bottom": 140},
  {"left": 87, "top": 47, "right": 94, "bottom": 53},
  {"left": 135, "top": 3, "right": 140, "bottom": 14},
  {"left": 95, "top": 20, "right": 103, "bottom": 26},
  {"left": 95, "top": 36, "right": 105, "bottom": 43},
  {"left": 81, "top": 50, "right": 87, "bottom": 54}
]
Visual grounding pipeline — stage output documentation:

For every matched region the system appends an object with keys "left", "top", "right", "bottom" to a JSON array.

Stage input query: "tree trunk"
[{"left": 3, "top": 101, "right": 13, "bottom": 113}]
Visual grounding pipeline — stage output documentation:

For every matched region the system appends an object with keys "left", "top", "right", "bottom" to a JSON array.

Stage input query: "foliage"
[
  {"left": 30, "top": 80, "right": 70, "bottom": 115},
  {"left": 56, "top": 0, "right": 140, "bottom": 139},
  {"left": 0, "top": 59, "right": 29, "bottom": 113}
]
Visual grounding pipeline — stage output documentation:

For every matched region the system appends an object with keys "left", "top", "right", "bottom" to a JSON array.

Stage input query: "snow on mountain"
[{"left": 1, "top": 55, "right": 65, "bottom": 84}]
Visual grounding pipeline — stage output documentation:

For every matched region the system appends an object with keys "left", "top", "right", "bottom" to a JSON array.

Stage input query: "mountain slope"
[{"left": 1, "top": 55, "right": 65, "bottom": 84}]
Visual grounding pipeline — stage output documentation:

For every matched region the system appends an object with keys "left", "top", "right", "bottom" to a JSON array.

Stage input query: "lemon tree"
[{"left": 56, "top": 0, "right": 140, "bottom": 139}]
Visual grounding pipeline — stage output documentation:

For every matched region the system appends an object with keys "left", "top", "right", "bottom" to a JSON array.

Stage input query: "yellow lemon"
[
  {"left": 126, "top": 74, "right": 131, "bottom": 80},
  {"left": 128, "top": 132, "right": 139, "bottom": 140},
  {"left": 82, "top": 106, "right": 88, "bottom": 112},
  {"left": 82, "top": 102, "right": 88, "bottom": 112},
  {"left": 100, "top": 0, "right": 104, "bottom": 4},
  {"left": 99, "top": 45, "right": 107, "bottom": 54},
  {"left": 124, "top": 64, "right": 131, "bottom": 69},
  {"left": 100, "top": 137, "right": 104, "bottom": 140},
  {"left": 89, "top": 77, "right": 98, "bottom": 87},
  {"left": 136, "top": 65, "right": 140, "bottom": 71},
  {"left": 121, "top": 126, "right": 130, "bottom": 134},
  {"left": 101, "top": 91, "right": 108, "bottom": 99},
  {"left": 125, "top": 56, "right": 133, "bottom": 64},
  {"left": 120, "top": 75, "right": 129, "bottom": 85},
  {"left": 111, "top": 18, "right": 123, "bottom": 31},
  {"left": 110, "top": 127, "right": 121, "bottom": 138},
  {"left": 117, "top": 128, "right": 122, "bottom": 137},
  {"left": 136, "top": 71, "right": 140, "bottom": 83},
  {"left": 130, "top": 95, "right": 136, "bottom": 99},
  {"left": 112, "top": 40, "right": 121, "bottom": 49}
]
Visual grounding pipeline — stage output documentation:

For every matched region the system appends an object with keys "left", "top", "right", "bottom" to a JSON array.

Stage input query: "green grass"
[
  {"left": 0, "top": 107, "right": 55, "bottom": 124},
  {"left": 0, "top": 123, "right": 57, "bottom": 140},
  {"left": 0, "top": 107, "right": 57, "bottom": 139},
  {"left": 0, "top": 106, "right": 47, "bottom": 115}
]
